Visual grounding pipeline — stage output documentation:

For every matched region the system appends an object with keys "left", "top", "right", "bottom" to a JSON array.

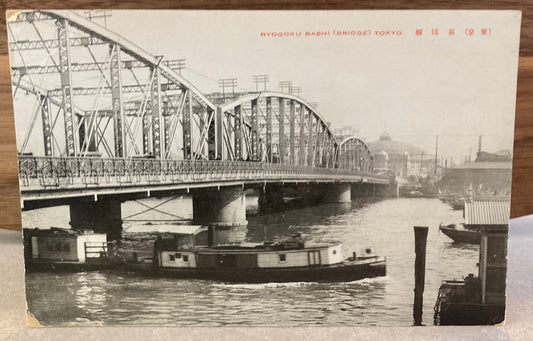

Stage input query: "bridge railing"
[{"left": 18, "top": 155, "right": 390, "bottom": 190}]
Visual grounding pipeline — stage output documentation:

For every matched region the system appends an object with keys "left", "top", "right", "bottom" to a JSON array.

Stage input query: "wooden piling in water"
[{"left": 413, "top": 226, "right": 428, "bottom": 326}]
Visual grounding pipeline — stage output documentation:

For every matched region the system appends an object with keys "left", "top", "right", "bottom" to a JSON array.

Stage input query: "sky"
[{"left": 10, "top": 10, "right": 522, "bottom": 163}]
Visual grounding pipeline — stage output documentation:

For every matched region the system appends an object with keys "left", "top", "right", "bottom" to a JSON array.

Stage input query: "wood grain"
[{"left": 0, "top": 6, "right": 532, "bottom": 231}]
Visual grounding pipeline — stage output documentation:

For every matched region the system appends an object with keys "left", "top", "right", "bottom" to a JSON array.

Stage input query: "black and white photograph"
[{"left": 6, "top": 9, "right": 521, "bottom": 327}]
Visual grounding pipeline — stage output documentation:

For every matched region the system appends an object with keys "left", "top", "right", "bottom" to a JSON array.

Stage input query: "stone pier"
[
  {"left": 192, "top": 186, "right": 248, "bottom": 227},
  {"left": 321, "top": 183, "right": 352, "bottom": 203}
]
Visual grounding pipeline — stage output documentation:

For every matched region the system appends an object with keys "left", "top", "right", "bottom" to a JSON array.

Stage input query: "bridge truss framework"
[{"left": 8, "top": 10, "right": 386, "bottom": 199}]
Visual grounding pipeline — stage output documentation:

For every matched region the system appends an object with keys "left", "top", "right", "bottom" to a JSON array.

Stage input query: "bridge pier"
[
  {"left": 258, "top": 184, "right": 285, "bottom": 211},
  {"left": 208, "top": 225, "right": 248, "bottom": 246},
  {"left": 352, "top": 182, "right": 375, "bottom": 198},
  {"left": 192, "top": 186, "right": 248, "bottom": 228},
  {"left": 69, "top": 200, "right": 122, "bottom": 240},
  {"left": 321, "top": 183, "right": 352, "bottom": 203}
]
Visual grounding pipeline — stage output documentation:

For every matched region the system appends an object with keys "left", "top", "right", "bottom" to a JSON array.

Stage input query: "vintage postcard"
[{"left": 7, "top": 10, "right": 520, "bottom": 327}]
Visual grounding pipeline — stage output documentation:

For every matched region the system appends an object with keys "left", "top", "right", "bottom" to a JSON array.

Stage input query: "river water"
[{"left": 23, "top": 197, "right": 479, "bottom": 327}]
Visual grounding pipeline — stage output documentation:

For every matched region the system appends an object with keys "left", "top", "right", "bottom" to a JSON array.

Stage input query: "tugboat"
[
  {"left": 23, "top": 227, "right": 119, "bottom": 272},
  {"left": 126, "top": 226, "right": 387, "bottom": 283}
]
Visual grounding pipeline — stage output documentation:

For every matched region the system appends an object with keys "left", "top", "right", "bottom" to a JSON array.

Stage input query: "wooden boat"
[
  {"left": 439, "top": 224, "right": 481, "bottom": 244},
  {"left": 23, "top": 227, "right": 119, "bottom": 272},
  {"left": 126, "top": 226, "right": 386, "bottom": 283}
]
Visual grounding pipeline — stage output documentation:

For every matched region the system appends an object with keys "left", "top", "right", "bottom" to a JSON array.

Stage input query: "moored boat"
[
  {"left": 439, "top": 196, "right": 465, "bottom": 210},
  {"left": 439, "top": 224, "right": 481, "bottom": 244},
  {"left": 125, "top": 226, "right": 386, "bottom": 283}
]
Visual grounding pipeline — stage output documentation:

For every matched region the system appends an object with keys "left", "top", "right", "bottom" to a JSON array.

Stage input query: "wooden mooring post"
[{"left": 413, "top": 226, "right": 428, "bottom": 326}]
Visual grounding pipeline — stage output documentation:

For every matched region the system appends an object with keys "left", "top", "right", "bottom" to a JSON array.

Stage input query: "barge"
[{"left": 126, "top": 226, "right": 386, "bottom": 283}]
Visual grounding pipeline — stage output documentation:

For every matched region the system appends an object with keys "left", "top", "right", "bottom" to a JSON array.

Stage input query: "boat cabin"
[
  {"left": 154, "top": 228, "right": 359, "bottom": 269},
  {"left": 24, "top": 228, "right": 109, "bottom": 264},
  {"left": 153, "top": 225, "right": 208, "bottom": 268}
]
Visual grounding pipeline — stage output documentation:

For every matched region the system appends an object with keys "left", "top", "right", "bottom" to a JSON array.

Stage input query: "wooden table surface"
[{"left": 0, "top": 3, "right": 532, "bottom": 231}]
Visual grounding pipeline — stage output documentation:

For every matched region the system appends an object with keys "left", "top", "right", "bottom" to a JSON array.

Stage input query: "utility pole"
[
  {"left": 252, "top": 74, "right": 269, "bottom": 91},
  {"left": 83, "top": 10, "right": 112, "bottom": 27},
  {"left": 163, "top": 59, "right": 186, "bottom": 75},
  {"left": 434, "top": 135, "right": 439, "bottom": 175},
  {"left": 289, "top": 86, "right": 302, "bottom": 96},
  {"left": 279, "top": 80, "right": 292, "bottom": 93},
  {"left": 419, "top": 151, "right": 424, "bottom": 177},
  {"left": 218, "top": 78, "right": 237, "bottom": 100}
]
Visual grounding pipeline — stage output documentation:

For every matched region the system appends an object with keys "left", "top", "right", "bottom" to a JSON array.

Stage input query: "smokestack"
[{"left": 478, "top": 135, "right": 483, "bottom": 153}]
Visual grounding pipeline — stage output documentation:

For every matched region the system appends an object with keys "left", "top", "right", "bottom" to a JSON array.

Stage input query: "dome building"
[{"left": 367, "top": 132, "right": 429, "bottom": 177}]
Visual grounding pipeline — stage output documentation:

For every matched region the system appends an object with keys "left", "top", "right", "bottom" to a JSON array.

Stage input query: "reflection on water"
[{"left": 24, "top": 197, "right": 479, "bottom": 326}]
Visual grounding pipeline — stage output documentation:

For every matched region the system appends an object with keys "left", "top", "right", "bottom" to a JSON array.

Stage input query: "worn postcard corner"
[
  {"left": 26, "top": 310, "right": 42, "bottom": 328},
  {"left": 6, "top": 10, "right": 21, "bottom": 22}
]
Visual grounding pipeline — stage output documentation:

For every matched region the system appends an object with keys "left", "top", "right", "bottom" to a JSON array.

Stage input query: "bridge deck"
[{"left": 18, "top": 156, "right": 390, "bottom": 205}]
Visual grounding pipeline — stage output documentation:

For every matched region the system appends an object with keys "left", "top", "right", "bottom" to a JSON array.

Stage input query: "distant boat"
[
  {"left": 449, "top": 198, "right": 465, "bottom": 210},
  {"left": 439, "top": 224, "right": 481, "bottom": 244},
  {"left": 126, "top": 227, "right": 387, "bottom": 283},
  {"left": 439, "top": 195, "right": 465, "bottom": 210}
]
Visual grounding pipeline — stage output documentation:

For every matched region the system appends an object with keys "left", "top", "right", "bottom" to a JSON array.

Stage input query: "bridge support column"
[
  {"left": 258, "top": 184, "right": 285, "bottom": 211},
  {"left": 207, "top": 225, "right": 248, "bottom": 246},
  {"left": 192, "top": 186, "right": 247, "bottom": 227},
  {"left": 69, "top": 200, "right": 122, "bottom": 240},
  {"left": 322, "top": 183, "right": 352, "bottom": 203}
]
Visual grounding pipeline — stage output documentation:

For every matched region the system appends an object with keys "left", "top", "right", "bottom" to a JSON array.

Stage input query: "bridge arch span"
[
  {"left": 336, "top": 136, "right": 374, "bottom": 172},
  {"left": 218, "top": 92, "right": 337, "bottom": 168}
]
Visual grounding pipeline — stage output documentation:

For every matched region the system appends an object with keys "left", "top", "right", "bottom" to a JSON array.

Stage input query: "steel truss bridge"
[{"left": 8, "top": 10, "right": 390, "bottom": 206}]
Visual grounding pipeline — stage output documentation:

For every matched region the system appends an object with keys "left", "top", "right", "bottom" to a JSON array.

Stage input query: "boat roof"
[{"left": 464, "top": 199, "right": 510, "bottom": 226}]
